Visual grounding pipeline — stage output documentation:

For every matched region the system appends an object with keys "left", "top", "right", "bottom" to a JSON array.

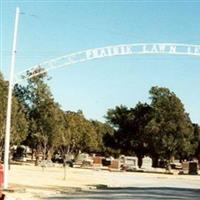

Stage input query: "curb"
[{"left": 3, "top": 188, "right": 26, "bottom": 193}]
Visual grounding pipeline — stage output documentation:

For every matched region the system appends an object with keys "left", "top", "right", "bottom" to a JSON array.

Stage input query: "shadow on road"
[{"left": 42, "top": 187, "right": 200, "bottom": 200}]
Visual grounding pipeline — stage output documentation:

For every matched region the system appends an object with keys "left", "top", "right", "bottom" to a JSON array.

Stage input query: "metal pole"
[{"left": 3, "top": 7, "right": 20, "bottom": 189}]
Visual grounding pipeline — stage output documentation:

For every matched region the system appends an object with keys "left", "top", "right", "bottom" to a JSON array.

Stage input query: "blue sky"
[{"left": 1, "top": 0, "right": 200, "bottom": 123}]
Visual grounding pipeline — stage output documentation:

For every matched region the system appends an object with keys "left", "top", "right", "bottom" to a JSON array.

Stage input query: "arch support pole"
[{"left": 4, "top": 7, "right": 20, "bottom": 189}]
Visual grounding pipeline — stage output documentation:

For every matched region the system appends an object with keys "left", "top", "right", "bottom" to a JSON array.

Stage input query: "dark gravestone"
[
  {"left": 102, "top": 159, "right": 111, "bottom": 166},
  {"left": 188, "top": 162, "right": 198, "bottom": 175}
]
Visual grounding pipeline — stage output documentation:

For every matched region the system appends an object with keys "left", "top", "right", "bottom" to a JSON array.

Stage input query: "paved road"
[{"left": 43, "top": 187, "right": 200, "bottom": 200}]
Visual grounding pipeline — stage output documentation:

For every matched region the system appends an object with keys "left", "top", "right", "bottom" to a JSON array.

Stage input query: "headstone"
[
  {"left": 109, "top": 159, "right": 120, "bottom": 170},
  {"left": 171, "top": 160, "right": 182, "bottom": 169},
  {"left": 102, "top": 159, "right": 111, "bottom": 166},
  {"left": 93, "top": 156, "right": 103, "bottom": 165},
  {"left": 182, "top": 162, "right": 189, "bottom": 174},
  {"left": 189, "top": 162, "right": 198, "bottom": 175},
  {"left": 142, "top": 157, "right": 152, "bottom": 169},
  {"left": 120, "top": 156, "right": 138, "bottom": 171}
]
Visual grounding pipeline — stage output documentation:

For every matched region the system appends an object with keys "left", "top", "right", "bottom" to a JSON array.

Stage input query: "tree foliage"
[
  {"left": 55, "top": 111, "right": 99, "bottom": 156},
  {"left": 1, "top": 67, "right": 199, "bottom": 168},
  {"left": 105, "top": 86, "right": 198, "bottom": 168},
  {"left": 17, "top": 68, "right": 63, "bottom": 164},
  {"left": 0, "top": 72, "right": 28, "bottom": 157},
  {"left": 105, "top": 103, "right": 153, "bottom": 166},
  {"left": 146, "top": 87, "right": 195, "bottom": 164}
]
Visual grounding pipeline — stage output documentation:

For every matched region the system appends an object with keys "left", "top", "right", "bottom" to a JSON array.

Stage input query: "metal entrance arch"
[{"left": 15, "top": 43, "right": 200, "bottom": 82}]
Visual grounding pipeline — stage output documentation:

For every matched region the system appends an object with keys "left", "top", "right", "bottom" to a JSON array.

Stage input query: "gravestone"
[
  {"left": 189, "top": 162, "right": 198, "bottom": 175},
  {"left": 142, "top": 156, "right": 152, "bottom": 169},
  {"left": 93, "top": 156, "right": 104, "bottom": 165},
  {"left": 109, "top": 160, "right": 120, "bottom": 170},
  {"left": 120, "top": 156, "right": 138, "bottom": 171},
  {"left": 182, "top": 162, "right": 189, "bottom": 174}
]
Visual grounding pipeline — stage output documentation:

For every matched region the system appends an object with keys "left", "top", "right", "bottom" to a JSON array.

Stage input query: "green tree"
[
  {"left": 54, "top": 110, "right": 98, "bottom": 159},
  {"left": 105, "top": 103, "right": 153, "bottom": 167},
  {"left": 21, "top": 67, "right": 63, "bottom": 165},
  {"left": 0, "top": 72, "right": 28, "bottom": 159},
  {"left": 0, "top": 72, "right": 8, "bottom": 155},
  {"left": 192, "top": 124, "right": 200, "bottom": 163},
  {"left": 129, "top": 103, "right": 153, "bottom": 167},
  {"left": 91, "top": 120, "right": 114, "bottom": 155},
  {"left": 105, "top": 105, "right": 132, "bottom": 157},
  {"left": 146, "top": 86, "right": 194, "bottom": 169}
]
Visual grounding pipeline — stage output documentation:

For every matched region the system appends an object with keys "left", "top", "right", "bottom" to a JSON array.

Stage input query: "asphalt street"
[{"left": 43, "top": 187, "right": 200, "bottom": 200}]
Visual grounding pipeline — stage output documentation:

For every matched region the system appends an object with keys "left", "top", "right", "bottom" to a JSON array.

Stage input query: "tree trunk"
[
  {"left": 137, "top": 155, "right": 143, "bottom": 168},
  {"left": 42, "top": 142, "right": 47, "bottom": 160},
  {"left": 31, "top": 148, "right": 34, "bottom": 160},
  {"left": 35, "top": 154, "right": 39, "bottom": 166},
  {"left": 166, "top": 159, "right": 171, "bottom": 172},
  {"left": 35, "top": 147, "right": 40, "bottom": 166},
  {"left": 197, "top": 153, "right": 200, "bottom": 167},
  {"left": 152, "top": 155, "right": 159, "bottom": 168},
  {"left": 47, "top": 148, "right": 53, "bottom": 161},
  {"left": 166, "top": 155, "right": 173, "bottom": 172}
]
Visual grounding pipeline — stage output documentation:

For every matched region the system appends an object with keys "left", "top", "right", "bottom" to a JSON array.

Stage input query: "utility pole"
[{"left": 4, "top": 7, "right": 20, "bottom": 189}]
